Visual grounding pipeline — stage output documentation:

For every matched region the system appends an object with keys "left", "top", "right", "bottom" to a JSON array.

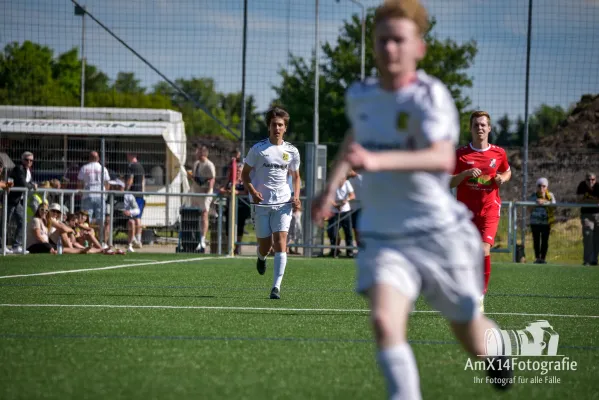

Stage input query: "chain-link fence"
[{"left": 1, "top": 1, "right": 597, "bottom": 260}]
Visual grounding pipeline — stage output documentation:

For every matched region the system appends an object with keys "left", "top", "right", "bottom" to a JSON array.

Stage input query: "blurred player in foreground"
[
  {"left": 311, "top": 1, "right": 512, "bottom": 398},
  {"left": 241, "top": 107, "right": 301, "bottom": 299},
  {"left": 450, "top": 111, "right": 511, "bottom": 312}
]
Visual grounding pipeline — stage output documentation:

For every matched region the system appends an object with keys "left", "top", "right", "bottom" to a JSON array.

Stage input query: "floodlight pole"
[
  {"left": 240, "top": 0, "right": 248, "bottom": 158},
  {"left": 521, "top": 0, "right": 533, "bottom": 249},
  {"left": 337, "top": 0, "right": 366, "bottom": 81},
  {"left": 75, "top": 4, "right": 86, "bottom": 108}
]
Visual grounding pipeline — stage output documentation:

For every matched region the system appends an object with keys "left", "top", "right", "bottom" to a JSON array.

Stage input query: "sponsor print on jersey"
[
  {"left": 263, "top": 163, "right": 288, "bottom": 170},
  {"left": 468, "top": 175, "right": 494, "bottom": 186}
]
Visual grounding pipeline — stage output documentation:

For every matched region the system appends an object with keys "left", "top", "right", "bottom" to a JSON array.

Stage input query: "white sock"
[
  {"left": 200, "top": 235, "right": 206, "bottom": 247},
  {"left": 257, "top": 248, "right": 267, "bottom": 261},
  {"left": 273, "top": 252, "right": 287, "bottom": 289},
  {"left": 136, "top": 234, "right": 142, "bottom": 243},
  {"left": 377, "top": 343, "right": 422, "bottom": 400}
]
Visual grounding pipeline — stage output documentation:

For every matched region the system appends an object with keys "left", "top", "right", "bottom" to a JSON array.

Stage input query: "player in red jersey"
[{"left": 450, "top": 111, "right": 511, "bottom": 312}]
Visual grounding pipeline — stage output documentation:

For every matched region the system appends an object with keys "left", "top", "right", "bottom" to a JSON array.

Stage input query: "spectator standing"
[
  {"left": 0, "top": 161, "right": 15, "bottom": 254},
  {"left": 577, "top": 172, "right": 599, "bottom": 266},
  {"left": 125, "top": 153, "right": 145, "bottom": 248},
  {"left": 189, "top": 145, "right": 216, "bottom": 252},
  {"left": 220, "top": 162, "right": 251, "bottom": 255},
  {"left": 5, "top": 151, "right": 37, "bottom": 253},
  {"left": 327, "top": 177, "right": 355, "bottom": 258},
  {"left": 529, "top": 177, "right": 556, "bottom": 264},
  {"left": 78, "top": 151, "right": 110, "bottom": 224}
]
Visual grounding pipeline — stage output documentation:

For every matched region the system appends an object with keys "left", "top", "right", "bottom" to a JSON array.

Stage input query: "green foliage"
[
  {"left": 273, "top": 13, "right": 478, "bottom": 145},
  {"left": 493, "top": 104, "right": 569, "bottom": 146},
  {"left": 0, "top": 41, "right": 258, "bottom": 141},
  {"left": 113, "top": 72, "right": 145, "bottom": 94},
  {"left": 150, "top": 78, "right": 262, "bottom": 139}
]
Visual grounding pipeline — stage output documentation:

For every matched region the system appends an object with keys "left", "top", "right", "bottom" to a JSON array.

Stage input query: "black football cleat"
[
  {"left": 256, "top": 258, "right": 266, "bottom": 275},
  {"left": 270, "top": 287, "right": 281, "bottom": 299},
  {"left": 486, "top": 356, "right": 513, "bottom": 391}
]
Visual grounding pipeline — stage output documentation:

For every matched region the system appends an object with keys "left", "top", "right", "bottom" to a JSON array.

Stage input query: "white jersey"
[
  {"left": 77, "top": 162, "right": 110, "bottom": 199},
  {"left": 245, "top": 139, "right": 300, "bottom": 205},
  {"left": 332, "top": 180, "right": 354, "bottom": 214},
  {"left": 345, "top": 70, "right": 470, "bottom": 236}
]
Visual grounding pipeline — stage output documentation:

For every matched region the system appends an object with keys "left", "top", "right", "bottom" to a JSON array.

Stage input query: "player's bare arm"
[
  {"left": 291, "top": 168, "right": 301, "bottom": 211},
  {"left": 494, "top": 169, "right": 511, "bottom": 186},
  {"left": 241, "top": 163, "right": 263, "bottom": 203},
  {"left": 346, "top": 140, "right": 455, "bottom": 173},
  {"left": 449, "top": 168, "right": 482, "bottom": 188}
]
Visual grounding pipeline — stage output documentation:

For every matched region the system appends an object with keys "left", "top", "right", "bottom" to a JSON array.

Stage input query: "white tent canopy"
[{"left": 0, "top": 106, "right": 189, "bottom": 226}]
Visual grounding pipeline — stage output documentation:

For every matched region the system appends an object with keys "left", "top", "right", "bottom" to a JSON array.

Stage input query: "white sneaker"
[
  {"left": 479, "top": 295, "right": 485, "bottom": 313},
  {"left": 13, "top": 246, "right": 23, "bottom": 254},
  {"left": 2, "top": 247, "right": 14, "bottom": 254},
  {"left": 127, "top": 245, "right": 135, "bottom": 253},
  {"left": 101, "top": 243, "right": 109, "bottom": 250},
  {"left": 132, "top": 240, "right": 142, "bottom": 249}
]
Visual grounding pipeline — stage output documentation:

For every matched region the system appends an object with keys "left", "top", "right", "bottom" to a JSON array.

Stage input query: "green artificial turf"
[{"left": 0, "top": 254, "right": 597, "bottom": 399}]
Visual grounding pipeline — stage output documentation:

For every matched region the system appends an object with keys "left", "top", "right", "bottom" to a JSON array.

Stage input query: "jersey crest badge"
[
  {"left": 490, "top": 158, "right": 496, "bottom": 168},
  {"left": 396, "top": 112, "right": 409, "bottom": 131},
  {"left": 282, "top": 152, "right": 289, "bottom": 161}
]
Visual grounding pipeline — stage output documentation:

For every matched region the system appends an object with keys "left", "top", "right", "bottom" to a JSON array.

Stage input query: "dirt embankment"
[{"left": 501, "top": 94, "right": 599, "bottom": 203}]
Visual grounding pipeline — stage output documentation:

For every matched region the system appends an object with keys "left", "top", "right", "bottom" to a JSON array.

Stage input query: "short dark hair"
[{"left": 266, "top": 107, "right": 290, "bottom": 127}]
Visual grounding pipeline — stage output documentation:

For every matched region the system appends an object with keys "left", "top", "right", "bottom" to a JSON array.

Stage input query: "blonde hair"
[
  {"left": 470, "top": 111, "right": 491, "bottom": 128},
  {"left": 374, "top": 0, "right": 430, "bottom": 35}
]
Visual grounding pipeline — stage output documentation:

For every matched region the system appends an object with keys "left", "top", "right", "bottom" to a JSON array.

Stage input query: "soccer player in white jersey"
[
  {"left": 311, "top": 1, "right": 512, "bottom": 398},
  {"left": 241, "top": 107, "right": 301, "bottom": 300}
]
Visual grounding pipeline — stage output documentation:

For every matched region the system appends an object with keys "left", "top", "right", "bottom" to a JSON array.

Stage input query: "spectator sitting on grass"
[
  {"left": 26, "top": 204, "right": 57, "bottom": 254},
  {"left": 47, "top": 203, "right": 102, "bottom": 254}
]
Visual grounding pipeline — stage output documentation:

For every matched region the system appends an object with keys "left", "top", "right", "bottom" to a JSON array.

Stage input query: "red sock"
[{"left": 483, "top": 255, "right": 491, "bottom": 295}]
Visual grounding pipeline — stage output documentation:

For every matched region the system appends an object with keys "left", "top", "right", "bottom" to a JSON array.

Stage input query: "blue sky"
[{"left": 2, "top": 0, "right": 598, "bottom": 133}]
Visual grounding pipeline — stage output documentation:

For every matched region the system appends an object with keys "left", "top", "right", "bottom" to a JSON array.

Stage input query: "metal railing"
[{"left": 2, "top": 188, "right": 595, "bottom": 264}]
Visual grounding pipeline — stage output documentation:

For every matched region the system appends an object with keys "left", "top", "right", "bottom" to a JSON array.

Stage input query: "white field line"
[
  {"left": 0, "top": 303, "right": 597, "bottom": 319},
  {"left": 0, "top": 256, "right": 227, "bottom": 279}
]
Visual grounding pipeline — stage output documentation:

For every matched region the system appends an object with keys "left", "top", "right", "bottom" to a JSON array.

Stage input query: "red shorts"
[{"left": 472, "top": 214, "right": 500, "bottom": 245}]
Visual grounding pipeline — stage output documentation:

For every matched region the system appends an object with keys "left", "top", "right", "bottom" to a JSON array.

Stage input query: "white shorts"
[
  {"left": 356, "top": 220, "right": 484, "bottom": 322},
  {"left": 253, "top": 203, "right": 293, "bottom": 239},
  {"left": 190, "top": 193, "right": 213, "bottom": 213}
]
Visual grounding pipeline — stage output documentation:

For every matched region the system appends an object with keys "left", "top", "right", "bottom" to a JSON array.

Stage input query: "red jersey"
[{"left": 454, "top": 143, "right": 510, "bottom": 216}]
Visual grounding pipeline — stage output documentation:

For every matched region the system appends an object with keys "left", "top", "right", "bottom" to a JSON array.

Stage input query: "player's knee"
[{"left": 371, "top": 310, "right": 404, "bottom": 344}]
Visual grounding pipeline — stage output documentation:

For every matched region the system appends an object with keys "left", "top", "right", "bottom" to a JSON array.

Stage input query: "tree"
[
  {"left": 52, "top": 48, "right": 81, "bottom": 103},
  {"left": 494, "top": 114, "right": 512, "bottom": 146},
  {"left": 273, "top": 12, "right": 478, "bottom": 145},
  {"left": 528, "top": 104, "right": 567, "bottom": 144},
  {"left": 0, "top": 41, "right": 60, "bottom": 105},
  {"left": 113, "top": 72, "right": 145, "bottom": 94},
  {"left": 151, "top": 78, "right": 261, "bottom": 139}
]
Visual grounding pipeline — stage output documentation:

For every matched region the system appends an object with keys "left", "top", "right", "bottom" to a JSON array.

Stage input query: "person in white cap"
[
  {"left": 529, "top": 177, "right": 556, "bottom": 264},
  {"left": 104, "top": 179, "right": 140, "bottom": 253}
]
